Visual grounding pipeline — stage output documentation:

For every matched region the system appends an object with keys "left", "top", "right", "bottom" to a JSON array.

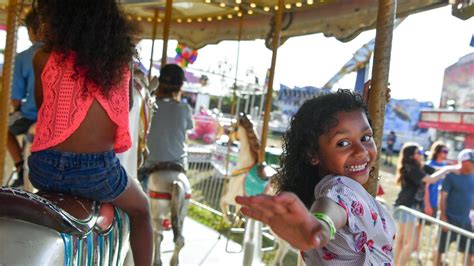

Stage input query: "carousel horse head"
[{"left": 231, "top": 112, "right": 261, "bottom": 165}]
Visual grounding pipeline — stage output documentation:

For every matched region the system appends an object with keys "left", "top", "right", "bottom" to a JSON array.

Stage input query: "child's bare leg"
[
  {"left": 398, "top": 222, "right": 415, "bottom": 266},
  {"left": 113, "top": 176, "right": 153, "bottom": 266},
  {"left": 394, "top": 223, "right": 405, "bottom": 264}
]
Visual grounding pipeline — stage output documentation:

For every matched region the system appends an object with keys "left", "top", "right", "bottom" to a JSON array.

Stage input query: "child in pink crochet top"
[{"left": 28, "top": 0, "right": 152, "bottom": 264}]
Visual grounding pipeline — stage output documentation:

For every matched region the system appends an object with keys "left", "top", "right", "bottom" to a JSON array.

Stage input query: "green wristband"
[{"left": 313, "top": 212, "right": 336, "bottom": 240}]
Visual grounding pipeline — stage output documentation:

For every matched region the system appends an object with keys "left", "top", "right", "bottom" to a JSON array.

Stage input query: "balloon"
[{"left": 175, "top": 43, "right": 199, "bottom": 68}]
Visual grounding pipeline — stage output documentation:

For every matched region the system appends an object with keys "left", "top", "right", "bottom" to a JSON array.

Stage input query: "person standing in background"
[
  {"left": 433, "top": 149, "right": 473, "bottom": 266},
  {"left": 7, "top": 10, "right": 42, "bottom": 187},
  {"left": 385, "top": 131, "right": 396, "bottom": 166},
  {"left": 424, "top": 141, "right": 449, "bottom": 217}
]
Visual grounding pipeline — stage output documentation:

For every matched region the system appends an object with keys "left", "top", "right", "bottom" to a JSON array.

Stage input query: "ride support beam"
[
  {"left": 148, "top": 8, "right": 159, "bottom": 81},
  {"left": 258, "top": 0, "right": 283, "bottom": 164},
  {"left": 161, "top": 0, "right": 173, "bottom": 68},
  {"left": 0, "top": 0, "right": 19, "bottom": 184},
  {"left": 364, "top": 0, "right": 396, "bottom": 196}
]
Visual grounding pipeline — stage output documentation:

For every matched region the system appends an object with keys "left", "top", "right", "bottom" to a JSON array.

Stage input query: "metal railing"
[
  {"left": 188, "top": 146, "right": 226, "bottom": 212},
  {"left": 393, "top": 206, "right": 473, "bottom": 266}
]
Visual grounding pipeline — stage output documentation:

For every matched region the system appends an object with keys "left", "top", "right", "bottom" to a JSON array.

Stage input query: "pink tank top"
[{"left": 31, "top": 51, "right": 131, "bottom": 153}]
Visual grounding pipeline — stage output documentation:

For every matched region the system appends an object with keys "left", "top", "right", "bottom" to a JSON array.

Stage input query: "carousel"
[{"left": 0, "top": 0, "right": 471, "bottom": 265}]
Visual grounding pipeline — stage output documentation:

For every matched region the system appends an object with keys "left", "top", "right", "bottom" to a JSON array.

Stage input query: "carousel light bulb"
[
  {"left": 263, "top": 6, "right": 270, "bottom": 11},
  {"left": 127, "top": 15, "right": 132, "bottom": 20},
  {"left": 295, "top": 2, "right": 302, "bottom": 7},
  {"left": 147, "top": 17, "right": 152, "bottom": 22},
  {"left": 205, "top": 0, "right": 211, "bottom": 3},
  {"left": 177, "top": 18, "right": 183, "bottom": 23},
  {"left": 250, "top": 3, "right": 256, "bottom": 8},
  {"left": 285, "top": 3, "right": 291, "bottom": 9},
  {"left": 237, "top": 12, "right": 243, "bottom": 17},
  {"left": 187, "top": 18, "right": 192, "bottom": 23},
  {"left": 197, "top": 17, "right": 203, "bottom": 22},
  {"left": 234, "top": 6, "right": 239, "bottom": 11},
  {"left": 207, "top": 17, "right": 213, "bottom": 21},
  {"left": 227, "top": 14, "right": 233, "bottom": 19},
  {"left": 307, "top": 0, "right": 314, "bottom": 5},
  {"left": 236, "top": 0, "right": 242, "bottom": 3},
  {"left": 274, "top": 5, "right": 279, "bottom": 10},
  {"left": 220, "top": 2, "right": 226, "bottom": 7},
  {"left": 158, "top": 18, "right": 162, "bottom": 22},
  {"left": 217, "top": 15, "right": 222, "bottom": 20},
  {"left": 137, "top": 16, "right": 142, "bottom": 21},
  {"left": 247, "top": 9, "right": 253, "bottom": 15}
]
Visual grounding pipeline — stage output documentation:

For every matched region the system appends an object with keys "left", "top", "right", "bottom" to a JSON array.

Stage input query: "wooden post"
[
  {"left": 364, "top": 0, "right": 396, "bottom": 196},
  {"left": 222, "top": 15, "right": 243, "bottom": 197},
  {"left": 258, "top": 0, "right": 283, "bottom": 164},
  {"left": 161, "top": 0, "right": 173, "bottom": 68},
  {"left": 148, "top": 9, "right": 159, "bottom": 81},
  {"left": 0, "top": 0, "right": 19, "bottom": 184}
]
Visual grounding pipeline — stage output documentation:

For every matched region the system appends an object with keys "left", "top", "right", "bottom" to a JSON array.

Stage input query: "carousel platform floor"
[{"left": 126, "top": 217, "right": 248, "bottom": 266}]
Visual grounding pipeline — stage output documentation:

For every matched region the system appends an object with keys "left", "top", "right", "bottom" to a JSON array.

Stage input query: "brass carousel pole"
[
  {"left": 258, "top": 0, "right": 283, "bottom": 164},
  {"left": 0, "top": 0, "right": 20, "bottom": 184},
  {"left": 221, "top": 14, "right": 244, "bottom": 204},
  {"left": 364, "top": 0, "right": 396, "bottom": 196},
  {"left": 161, "top": 0, "right": 172, "bottom": 68},
  {"left": 241, "top": 1, "right": 283, "bottom": 265},
  {"left": 148, "top": 8, "right": 159, "bottom": 81}
]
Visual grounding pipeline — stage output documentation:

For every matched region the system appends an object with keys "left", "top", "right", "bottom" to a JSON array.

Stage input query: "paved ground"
[{"left": 125, "top": 217, "right": 246, "bottom": 266}]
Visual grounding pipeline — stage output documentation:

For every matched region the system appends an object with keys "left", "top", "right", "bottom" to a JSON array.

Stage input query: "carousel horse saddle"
[
  {"left": 244, "top": 164, "right": 277, "bottom": 196},
  {"left": 0, "top": 187, "right": 115, "bottom": 236}
]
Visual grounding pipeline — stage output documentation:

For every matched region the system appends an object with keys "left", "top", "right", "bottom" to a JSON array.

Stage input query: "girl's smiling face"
[{"left": 313, "top": 110, "right": 377, "bottom": 185}]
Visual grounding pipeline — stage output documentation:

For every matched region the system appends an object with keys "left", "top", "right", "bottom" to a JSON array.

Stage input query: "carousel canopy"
[
  {"left": 0, "top": 0, "right": 449, "bottom": 49},
  {"left": 120, "top": 0, "right": 448, "bottom": 48}
]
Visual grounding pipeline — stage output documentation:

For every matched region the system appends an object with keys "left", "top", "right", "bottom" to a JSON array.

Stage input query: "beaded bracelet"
[{"left": 313, "top": 212, "right": 336, "bottom": 240}]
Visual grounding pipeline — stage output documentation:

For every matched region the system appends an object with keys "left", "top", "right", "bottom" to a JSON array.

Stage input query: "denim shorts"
[
  {"left": 28, "top": 149, "right": 128, "bottom": 202},
  {"left": 393, "top": 204, "right": 419, "bottom": 223}
]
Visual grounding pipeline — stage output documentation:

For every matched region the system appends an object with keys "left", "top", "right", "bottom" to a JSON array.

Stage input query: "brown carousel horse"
[{"left": 0, "top": 65, "right": 153, "bottom": 265}]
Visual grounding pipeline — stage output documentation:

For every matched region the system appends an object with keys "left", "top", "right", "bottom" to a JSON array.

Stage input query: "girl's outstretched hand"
[{"left": 235, "top": 192, "right": 330, "bottom": 251}]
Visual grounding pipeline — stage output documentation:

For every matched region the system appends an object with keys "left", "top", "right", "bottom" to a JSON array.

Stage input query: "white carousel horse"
[
  {"left": 0, "top": 67, "right": 153, "bottom": 265},
  {"left": 219, "top": 113, "right": 261, "bottom": 224},
  {"left": 218, "top": 113, "right": 292, "bottom": 266},
  {"left": 148, "top": 164, "right": 191, "bottom": 266}
]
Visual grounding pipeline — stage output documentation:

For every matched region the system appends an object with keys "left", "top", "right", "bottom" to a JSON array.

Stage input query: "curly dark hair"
[
  {"left": 32, "top": 0, "right": 137, "bottom": 94},
  {"left": 396, "top": 143, "right": 422, "bottom": 186},
  {"left": 273, "top": 89, "right": 369, "bottom": 208}
]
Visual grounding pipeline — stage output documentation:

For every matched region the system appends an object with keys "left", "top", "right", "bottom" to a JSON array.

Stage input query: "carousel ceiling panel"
[{"left": 120, "top": 0, "right": 448, "bottom": 48}]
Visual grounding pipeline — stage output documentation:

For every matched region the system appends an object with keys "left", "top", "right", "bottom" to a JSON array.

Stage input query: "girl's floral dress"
[{"left": 303, "top": 175, "right": 396, "bottom": 265}]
